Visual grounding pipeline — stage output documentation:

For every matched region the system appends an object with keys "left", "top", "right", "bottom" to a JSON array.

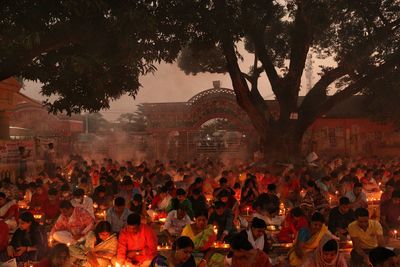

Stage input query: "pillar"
[{"left": 0, "top": 110, "right": 10, "bottom": 140}]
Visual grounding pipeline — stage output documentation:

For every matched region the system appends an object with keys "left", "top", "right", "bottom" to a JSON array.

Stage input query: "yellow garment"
[
  {"left": 288, "top": 224, "right": 329, "bottom": 267},
  {"left": 348, "top": 220, "right": 383, "bottom": 249}
]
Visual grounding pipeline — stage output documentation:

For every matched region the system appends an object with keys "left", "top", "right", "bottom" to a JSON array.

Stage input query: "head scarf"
[{"left": 314, "top": 234, "right": 340, "bottom": 267}]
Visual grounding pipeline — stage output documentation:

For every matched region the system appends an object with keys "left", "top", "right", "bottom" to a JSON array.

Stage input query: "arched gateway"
[{"left": 142, "top": 83, "right": 257, "bottom": 160}]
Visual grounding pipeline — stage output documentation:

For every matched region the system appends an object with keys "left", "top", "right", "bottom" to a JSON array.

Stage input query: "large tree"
[
  {"left": 2, "top": 0, "right": 400, "bottom": 159},
  {"left": 0, "top": 0, "right": 189, "bottom": 113},
  {"left": 177, "top": 0, "right": 400, "bottom": 159}
]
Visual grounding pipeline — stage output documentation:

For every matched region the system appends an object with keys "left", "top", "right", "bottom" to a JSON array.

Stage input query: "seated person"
[
  {"left": 70, "top": 221, "right": 117, "bottom": 267},
  {"left": 30, "top": 183, "right": 48, "bottom": 211},
  {"left": 106, "top": 197, "right": 132, "bottom": 234},
  {"left": 78, "top": 177, "right": 93, "bottom": 196},
  {"left": 380, "top": 190, "right": 400, "bottom": 232},
  {"left": 92, "top": 185, "right": 112, "bottom": 210},
  {"left": 213, "top": 177, "right": 234, "bottom": 198},
  {"left": 208, "top": 201, "right": 235, "bottom": 242},
  {"left": 151, "top": 186, "right": 172, "bottom": 211},
  {"left": 302, "top": 237, "right": 348, "bottom": 267},
  {"left": 380, "top": 180, "right": 394, "bottom": 202},
  {"left": 142, "top": 182, "right": 156, "bottom": 208},
  {"left": 328, "top": 197, "right": 355, "bottom": 239},
  {"left": 349, "top": 208, "right": 385, "bottom": 267},
  {"left": 0, "top": 191, "right": 19, "bottom": 231},
  {"left": 360, "top": 169, "right": 379, "bottom": 192},
  {"left": 218, "top": 189, "right": 238, "bottom": 211},
  {"left": 345, "top": 182, "right": 368, "bottom": 210},
  {"left": 50, "top": 200, "right": 95, "bottom": 245},
  {"left": 129, "top": 193, "right": 147, "bottom": 219},
  {"left": 240, "top": 177, "right": 259, "bottom": 207},
  {"left": 230, "top": 233, "right": 272, "bottom": 267},
  {"left": 288, "top": 212, "right": 333, "bottom": 267},
  {"left": 150, "top": 236, "right": 197, "bottom": 267},
  {"left": 116, "top": 213, "right": 158, "bottom": 267},
  {"left": 277, "top": 207, "right": 308, "bottom": 243},
  {"left": 369, "top": 247, "right": 399, "bottom": 267},
  {"left": 0, "top": 212, "right": 47, "bottom": 262},
  {"left": 33, "top": 243, "right": 70, "bottom": 267},
  {"left": 166, "top": 188, "right": 194, "bottom": 219},
  {"left": 162, "top": 203, "right": 192, "bottom": 244},
  {"left": 188, "top": 188, "right": 208, "bottom": 217},
  {"left": 71, "top": 188, "right": 95, "bottom": 219},
  {"left": 238, "top": 217, "right": 270, "bottom": 254},
  {"left": 181, "top": 211, "right": 217, "bottom": 257},
  {"left": 41, "top": 188, "right": 60, "bottom": 222}
]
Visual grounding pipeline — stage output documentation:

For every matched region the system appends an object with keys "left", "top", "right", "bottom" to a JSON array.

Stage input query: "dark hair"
[
  {"left": 355, "top": 207, "right": 369, "bottom": 218},
  {"left": 195, "top": 177, "right": 203, "bottom": 184},
  {"left": 339, "top": 196, "right": 350, "bottom": 205},
  {"left": 354, "top": 182, "right": 363, "bottom": 188},
  {"left": 267, "top": 184, "right": 277, "bottom": 191},
  {"left": 392, "top": 190, "right": 400, "bottom": 199},
  {"left": 230, "top": 233, "right": 253, "bottom": 251},
  {"left": 48, "top": 188, "right": 58, "bottom": 196},
  {"left": 94, "top": 221, "right": 112, "bottom": 244},
  {"left": 369, "top": 247, "right": 396, "bottom": 267},
  {"left": 176, "top": 188, "right": 186, "bottom": 196},
  {"left": 95, "top": 221, "right": 112, "bottom": 235},
  {"left": 114, "top": 197, "right": 126, "bottom": 207},
  {"left": 122, "top": 178, "right": 133, "bottom": 186},
  {"left": 133, "top": 194, "right": 143, "bottom": 202},
  {"left": 20, "top": 211, "right": 35, "bottom": 224},
  {"left": 307, "top": 181, "right": 319, "bottom": 191},
  {"left": 96, "top": 185, "right": 106, "bottom": 193},
  {"left": 219, "top": 177, "right": 228, "bottom": 185},
  {"left": 290, "top": 207, "right": 304, "bottom": 217},
  {"left": 60, "top": 200, "right": 73, "bottom": 209},
  {"left": 80, "top": 177, "right": 88, "bottom": 184},
  {"left": 60, "top": 184, "right": 70, "bottom": 192},
  {"left": 173, "top": 236, "right": 194, "bottom": 250},
  {"left": 251, "top": 217, "right": 267, "bottom": 229},
  {"left": 0, "top": 192, "right": 5, "bottom": 199},
  {"left": 311, "top": 212, "right": 325, "bottom": 223},
  {"left": 192, "top": 188, "right": 201, "bottom": 195},
  {"left": 194, "top": 211, "right": 208, "bottom": 219},
  {"left": 127, "top": 213, "right": 141, "bottom": 226},
  {"left": 214, "top": 201, "right": 226, "bottom": 209},
  {"left": 322, "top": 239, "right": 338, "bottom": 252},
  {"left": 72, "top": 188, "right": 84, "bottom": 197}
]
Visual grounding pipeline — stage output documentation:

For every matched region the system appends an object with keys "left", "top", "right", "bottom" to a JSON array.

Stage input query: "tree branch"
[
  {"left": 299, "top": 65, "right": 350, "bottom": 112},
  {"left": 317, "top": 52, "right": 400, "bottom": 118},
  {"left": 0, "top": 26, "right": 88, "bottom": 81},
  {"left": 286, "top": 1, "right": 312, "bottom": 90}
]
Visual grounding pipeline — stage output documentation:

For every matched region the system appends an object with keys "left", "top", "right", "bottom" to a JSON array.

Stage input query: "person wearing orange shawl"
[
  {"left": 288, "top": 212, "right": 333, "bottom": 267},
  {"left": 302, "top": 236, "right": 348, "bottom": 267}
]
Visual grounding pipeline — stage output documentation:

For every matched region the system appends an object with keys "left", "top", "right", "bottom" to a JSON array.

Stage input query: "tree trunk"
[{"left": 259, "top": 121, "right": 306, "bottom": 162}]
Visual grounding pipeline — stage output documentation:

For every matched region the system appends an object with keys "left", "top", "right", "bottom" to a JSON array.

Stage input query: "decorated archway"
[{"left": 142, "top": 86, "right": 257, "bottom": 160}]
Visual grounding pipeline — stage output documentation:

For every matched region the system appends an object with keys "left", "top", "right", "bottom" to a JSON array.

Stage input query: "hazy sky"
[{"left": 22, "top": 46, "right": 316, "bottom": 121}]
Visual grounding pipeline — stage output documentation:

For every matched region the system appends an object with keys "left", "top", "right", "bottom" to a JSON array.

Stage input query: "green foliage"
[
  {"left": 85, "top": 112, "right": 109, "bottom": 133},
  {"left": 117, "top": 105, "right": 147, "bottom": 132},
  {"left": 1, "top": 0, "right": 190, "bottom": 114}
]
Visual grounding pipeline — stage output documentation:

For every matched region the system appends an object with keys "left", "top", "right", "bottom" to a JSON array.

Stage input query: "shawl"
[{"left": 289, "top": 224, "right": 331, "bottom": 267}]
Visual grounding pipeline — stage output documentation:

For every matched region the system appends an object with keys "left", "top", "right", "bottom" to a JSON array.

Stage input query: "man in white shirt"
[{"left": 162, "top": 205, "right": 191, "bottom": 243}]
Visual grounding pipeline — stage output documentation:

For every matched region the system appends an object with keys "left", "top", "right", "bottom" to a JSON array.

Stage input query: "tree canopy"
[
  {"left": 177, "top": 0, "right": 400, "bottom": 157},
  {"left": 1, "top": 0, "right": 189, "bottom": 114},
  {"left": 1, "top": 0, "right": 400, "bottom": 157}
]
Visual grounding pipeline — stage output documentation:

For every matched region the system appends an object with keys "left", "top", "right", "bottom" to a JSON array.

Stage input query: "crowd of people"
[{"left": 0, "top": 154, "right": 400, "bottom": 266}]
